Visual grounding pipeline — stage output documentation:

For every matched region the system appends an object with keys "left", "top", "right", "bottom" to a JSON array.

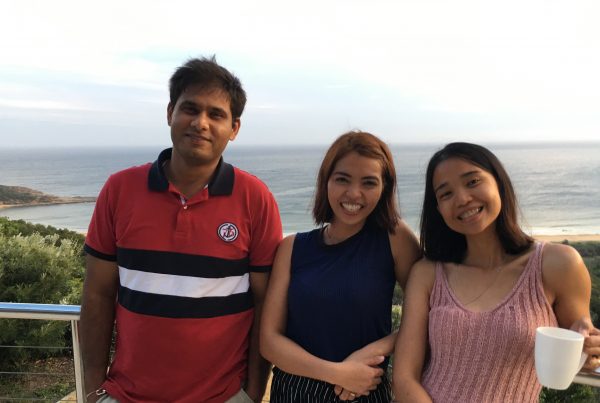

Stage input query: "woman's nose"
[
  {"left": 455, "top": 187, "right": 472, "bottom": 206},
  {"left": 345, "top": 184, "right": 361, "bottom": 198}
]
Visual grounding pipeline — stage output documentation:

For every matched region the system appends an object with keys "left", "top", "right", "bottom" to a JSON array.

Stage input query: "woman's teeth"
[
  {"left": 342, "top": 203, "right": 361, "bottom": 212},
  {"left": 459, "top": 207, "right": 483, "bottom": 220}
]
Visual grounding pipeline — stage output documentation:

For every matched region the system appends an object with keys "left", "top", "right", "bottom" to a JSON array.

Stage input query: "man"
[{"left": 80, "top": 57, "right": 282, "bottom": 402}]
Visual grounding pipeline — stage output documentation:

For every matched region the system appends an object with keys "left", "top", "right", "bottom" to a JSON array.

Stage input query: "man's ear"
[
  {"left": 229, "top": 118, "right": 241, "bottom": 141},
  {"left": 167, "top": 103, "right": 173, "bottom": 126}
]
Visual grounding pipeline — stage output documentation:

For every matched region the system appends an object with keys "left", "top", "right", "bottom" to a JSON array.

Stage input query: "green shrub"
[
  {"left": 0, "top": 216, "right": 85, "bottom": 247},
  {"left": 540, "top": 383, "right": 598, "bottom": 402},
  {"left": 0, "top": 230, "right": 84, "bottom": 369}
]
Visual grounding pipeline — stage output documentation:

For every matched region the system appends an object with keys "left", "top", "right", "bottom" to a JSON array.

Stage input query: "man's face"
[{"left": 167, "top": 84, "right": 240, "bottom": 167}]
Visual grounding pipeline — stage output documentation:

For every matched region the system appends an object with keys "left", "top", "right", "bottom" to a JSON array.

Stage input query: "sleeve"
[
  {"left": 248, "top": 186, "right": 283, "bottom": 272},
  {"left": 84, "top": 175, "right": 117, "bottom": 261}
]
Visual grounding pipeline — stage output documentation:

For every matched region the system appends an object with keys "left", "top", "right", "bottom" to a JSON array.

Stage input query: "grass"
[{"left": 0, "top": 356, "right": 75, "bottom": 402}]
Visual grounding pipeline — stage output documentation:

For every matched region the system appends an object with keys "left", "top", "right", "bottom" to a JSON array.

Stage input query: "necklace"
[
  {"left": 459, "top": 263, "right": 504, "bottom": 306},
  {"left": 323, "top": 225, "right": 336, "bottom": 244},
  {"left": 323, "top": 225, "right": 347, "bottom": 245}
]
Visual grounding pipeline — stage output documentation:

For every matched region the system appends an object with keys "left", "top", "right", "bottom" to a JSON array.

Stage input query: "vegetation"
[
  {"left": 0, "top": 218, "right": 84, "bottom": 400},
  {"left": 1, "top": 217, "right": 600, "bottom": 401}
]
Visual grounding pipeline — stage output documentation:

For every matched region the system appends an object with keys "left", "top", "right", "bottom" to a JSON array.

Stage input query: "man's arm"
[
  {"left": 79, "top": 254, "right": 119, "bottom": 401},
  {"left": 244, "top": 271, "right": 271, "bottom": 402}
]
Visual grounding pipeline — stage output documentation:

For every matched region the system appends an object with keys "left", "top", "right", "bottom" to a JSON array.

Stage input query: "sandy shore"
[{"left": 534, "top": 234, "right": 600, "bottom": 242}]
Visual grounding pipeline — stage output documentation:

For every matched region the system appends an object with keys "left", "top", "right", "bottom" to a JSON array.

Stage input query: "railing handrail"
[
  {"left": 0, "top": 302, "right": 599, "bottom": 397},
  {"left": 0, "top": 302, "right": 84, "bottom": 403},
  {"left": 0, "top": 302, "right": 80, "bottom": 321}
]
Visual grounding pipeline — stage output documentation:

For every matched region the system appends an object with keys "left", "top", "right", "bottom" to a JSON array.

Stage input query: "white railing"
[
  {"left": 1, "top": 302, "right": 599, "bottom": 402},
  {"left": 0, "top": 302, "right": 84, "bottom": 403}
]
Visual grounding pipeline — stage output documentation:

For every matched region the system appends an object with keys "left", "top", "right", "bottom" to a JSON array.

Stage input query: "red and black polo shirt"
[{"left": 85, "top": 148, "right": 282, "bottom": 402}]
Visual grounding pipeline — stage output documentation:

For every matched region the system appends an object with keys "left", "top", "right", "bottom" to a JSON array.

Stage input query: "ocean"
[{"left": 1, "top": 143, "right": 599, "bottom": 236}]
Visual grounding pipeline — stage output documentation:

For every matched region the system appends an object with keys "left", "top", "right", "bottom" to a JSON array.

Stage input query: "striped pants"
[{"left": 270, "top": 367, "right": 392, "bottom": 403}]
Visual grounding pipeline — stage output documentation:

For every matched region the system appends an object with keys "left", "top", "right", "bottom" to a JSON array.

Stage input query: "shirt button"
[{"left": 183, "top": 205, "right": 188, "bottom": 210}]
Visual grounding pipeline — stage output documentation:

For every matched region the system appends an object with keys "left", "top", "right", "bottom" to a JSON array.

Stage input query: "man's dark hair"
[
  {"left": 169, "top": 56, "right": 247, "bottom": 122},
  {"left": 420, "top": 142, "right": 533, "bottom": 262}
]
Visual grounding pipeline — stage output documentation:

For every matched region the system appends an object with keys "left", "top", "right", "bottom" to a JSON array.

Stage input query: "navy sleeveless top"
[{"left": 286, "top": 222, "right": 396, "bottom": 364}]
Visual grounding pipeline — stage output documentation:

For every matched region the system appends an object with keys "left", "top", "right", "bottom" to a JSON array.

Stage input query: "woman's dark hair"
[
  {"left": 420, "top": 142, "right": 533, "bottom": 262},
  {"left": 313, "top": 131, "right": 400, "bottom": 233}
]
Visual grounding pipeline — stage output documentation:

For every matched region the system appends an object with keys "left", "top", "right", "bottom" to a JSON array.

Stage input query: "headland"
[{"left": 0, "top": 184, "right": 95, "bottom": 209}]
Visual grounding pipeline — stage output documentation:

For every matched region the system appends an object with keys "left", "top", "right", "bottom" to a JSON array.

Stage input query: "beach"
[{"left": 535, "top": 234, "right": 600, "bottom": 243}]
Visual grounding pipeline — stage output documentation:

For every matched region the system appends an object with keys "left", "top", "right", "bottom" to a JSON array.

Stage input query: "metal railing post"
[{"left": 71, "top": 319, "right": 85, "bottom": 403}]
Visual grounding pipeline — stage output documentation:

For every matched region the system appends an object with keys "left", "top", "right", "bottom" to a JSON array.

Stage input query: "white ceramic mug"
[{"left": 535, "top": 326, "right": 587, "bottom": 390}]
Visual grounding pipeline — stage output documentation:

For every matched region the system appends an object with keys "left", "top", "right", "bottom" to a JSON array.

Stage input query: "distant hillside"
[{"left": 0, "top": 184, "right": 95, "bottom": 207}]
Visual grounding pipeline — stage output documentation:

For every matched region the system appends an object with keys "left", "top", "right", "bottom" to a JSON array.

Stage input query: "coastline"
[
  {"left": 534, "top": 234, "right": 600, "bottom": 242},
  {"left": 0, "top": 199, "right": 95, "bottom": 210}
]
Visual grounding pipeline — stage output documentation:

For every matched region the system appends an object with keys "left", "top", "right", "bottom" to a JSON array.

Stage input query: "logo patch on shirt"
[{"left": 217, "top": 222, "right": 239, "bottom": 242}]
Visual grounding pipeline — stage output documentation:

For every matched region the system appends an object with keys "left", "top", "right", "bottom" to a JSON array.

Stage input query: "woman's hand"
[
  {"left": 571, "top": 316, "right": 600, "bottom": 370},
  {"left": 332, "top": 355, "right": 385, "bottom": 399}
]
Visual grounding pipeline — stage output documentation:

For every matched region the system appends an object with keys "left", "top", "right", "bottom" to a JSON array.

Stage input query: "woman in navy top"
[{"left": 261, "top": 131, "right": 420, "bottom": 402}]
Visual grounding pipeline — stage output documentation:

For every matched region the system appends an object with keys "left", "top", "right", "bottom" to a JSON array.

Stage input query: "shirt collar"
[{"left": 148, "top": 148, "right": 234, "bottom": 196}]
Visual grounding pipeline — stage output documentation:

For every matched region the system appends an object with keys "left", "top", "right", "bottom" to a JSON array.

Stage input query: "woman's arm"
[
  {"left": 260, "top": 235, "right": 384, "bottom": 395},
  {"left": 392, "top": 259, "right": 435, "bottom": 403},
  {"left": 542, "top": 242, "right": 600, "bottom": 369},
  {"left": 389, "top": 220, "right": 421, "bottom": 291}
]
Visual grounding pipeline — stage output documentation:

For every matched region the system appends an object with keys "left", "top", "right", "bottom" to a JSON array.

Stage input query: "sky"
[{"left": 1, "top": 0, "right": 599, "bottom": 147}]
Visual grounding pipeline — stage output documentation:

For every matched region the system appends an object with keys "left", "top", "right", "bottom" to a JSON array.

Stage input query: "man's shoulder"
[
  {"left": 107, "top": 162, "right": 153, "bottom": 184},
  {"left": 232, "top": 166, "right": 271, "bottom": 193}
]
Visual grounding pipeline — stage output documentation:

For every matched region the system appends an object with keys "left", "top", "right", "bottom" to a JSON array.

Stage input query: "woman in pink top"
[{"left": 392, "top": 142, "right": 600, "bottom": 402}]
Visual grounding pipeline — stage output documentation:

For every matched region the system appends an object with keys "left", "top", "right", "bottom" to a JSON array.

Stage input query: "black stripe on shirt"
[
  {"left": 84, "top": 244, "right": 117, "bottom": 261},
  {"left": 249, "top": 264, "right": 272, "bottom": 273},
  {"left": 117, "top": 247, "right": 249, "bottom": 278},
  {"left": 118, "top": 286, "right": 254, "bottom": 318}
]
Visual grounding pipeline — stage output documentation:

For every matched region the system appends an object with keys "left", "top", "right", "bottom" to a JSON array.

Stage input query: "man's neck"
[{"left": 164, "top": 154, "right": 220, "bottom": 199}]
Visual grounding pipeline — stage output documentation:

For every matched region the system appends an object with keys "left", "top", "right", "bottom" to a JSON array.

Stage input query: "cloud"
[{"left": 1, "top": 0, "right": 599, "bottom": 146}]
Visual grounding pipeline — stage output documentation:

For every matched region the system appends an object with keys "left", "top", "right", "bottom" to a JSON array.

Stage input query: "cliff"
[{"left": 0, "top": 185, "right": 95, "bottom": 208}]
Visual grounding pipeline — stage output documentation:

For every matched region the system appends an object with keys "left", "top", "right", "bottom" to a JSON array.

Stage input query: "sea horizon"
[{"left": 1, "top": 142, "right": 599, "bottom": 236}]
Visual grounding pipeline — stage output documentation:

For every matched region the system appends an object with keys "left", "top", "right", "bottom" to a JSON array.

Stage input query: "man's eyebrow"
[{"left": 179, "top": 100, "right": 197, "bottom": 107}]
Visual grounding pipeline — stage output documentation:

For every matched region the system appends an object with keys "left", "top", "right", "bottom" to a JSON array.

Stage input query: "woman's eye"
[
  {"left": 438, "top": 191, "right": 451, "bottom": 201},
  {"left": 467, "top": 178, "right": 481, "bottom": 186},
  {"left": 334, "top": 177, "right": 348, "bottom": 183}
]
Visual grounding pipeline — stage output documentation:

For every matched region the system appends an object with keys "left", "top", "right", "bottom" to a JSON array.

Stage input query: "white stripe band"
[{"left": 118, "top": 266, "right": 250, "bottom": 298}]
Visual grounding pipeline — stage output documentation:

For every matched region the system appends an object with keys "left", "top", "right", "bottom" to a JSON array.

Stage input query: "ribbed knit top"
[{"left": 422, "top": 242, "right": 558, "bottom": 402}]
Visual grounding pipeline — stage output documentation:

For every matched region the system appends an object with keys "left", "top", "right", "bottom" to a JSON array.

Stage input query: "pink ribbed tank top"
[{"left": 421, "top": 242, "right": 558, "bottom": 402}]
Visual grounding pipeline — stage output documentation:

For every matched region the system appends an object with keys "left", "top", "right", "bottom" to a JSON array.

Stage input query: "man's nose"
[{"left": 192, "top": 112, "right": 209, "bottom": 130}]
